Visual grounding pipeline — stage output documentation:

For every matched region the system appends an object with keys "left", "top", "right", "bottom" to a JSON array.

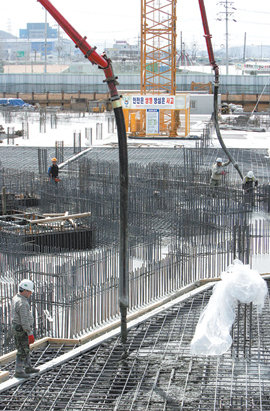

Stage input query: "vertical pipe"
[
  {"left": 243, "top": 32, "right": 246, "bottom": 62},
  {"left": 44, "top": 10, "right": 48, "bottom": 74},
  {"left": 113, "top": 104, "right": 129, "bottom": 345},
  {"left": 225, "top": 0, "right": 229, "bottom": 75},
  {"left": 2, "top": 187, "right": 7, "bottom": 215}
]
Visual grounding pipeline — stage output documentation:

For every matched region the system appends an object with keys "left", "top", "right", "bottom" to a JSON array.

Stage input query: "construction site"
[{"left": 1, "top": 0, "right": 270, "bottom": 410}]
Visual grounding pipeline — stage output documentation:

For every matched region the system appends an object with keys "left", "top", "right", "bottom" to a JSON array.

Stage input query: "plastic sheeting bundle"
[{"left": 190, "top": 260, "right": 268, "bottom": 356}]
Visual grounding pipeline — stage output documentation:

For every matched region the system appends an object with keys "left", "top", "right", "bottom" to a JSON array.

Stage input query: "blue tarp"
[{"left": 0, "top": 98, "right": 33, "bottom": 108}]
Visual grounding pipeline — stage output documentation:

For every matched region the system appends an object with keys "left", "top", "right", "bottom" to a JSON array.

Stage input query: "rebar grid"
[
  {"left": 1, "top": 283, "right": 270, "bottom": 410},
  {"left": 0, "top": 341, "right": 79, "bottom": 374},
  {"left": 1, "top": 149, "right": 270, "bottom": 354}
]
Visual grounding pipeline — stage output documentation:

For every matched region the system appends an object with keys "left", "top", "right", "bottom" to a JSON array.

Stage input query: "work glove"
[{"left": 28, "top": 334, "right": 35, "bottom": 345}]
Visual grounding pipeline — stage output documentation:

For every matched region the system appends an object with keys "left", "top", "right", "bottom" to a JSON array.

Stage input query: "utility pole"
[
  {"left": 180, "top": 31, "right": 183, "bottom": 63},
  {"left": 44, "top": 9, "right": 48, "bottom": 73},
  {"left": 217, "top": 0, "right": 236, "bottom": 75},
  {"left": 225, "top": 1, "right": 228, "bottom": 75},
  {"left": 243, "top": 32, "right": 246, "bottom": 63}
]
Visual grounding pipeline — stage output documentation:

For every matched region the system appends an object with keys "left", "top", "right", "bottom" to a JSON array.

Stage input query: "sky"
[{"left": 0, "top": 0, "right": 269, "bottom": 52}]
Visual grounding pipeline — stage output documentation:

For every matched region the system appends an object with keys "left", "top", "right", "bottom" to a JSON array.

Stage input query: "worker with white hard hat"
[
  {"left": 242, "top": 171, "right": 258, "bottom": 206},
  {"left": 210, "top": 157, "right": 231, "bottom": 187},
  {"left": 12, "top": 279, "right": 39, "bottom": 378}
]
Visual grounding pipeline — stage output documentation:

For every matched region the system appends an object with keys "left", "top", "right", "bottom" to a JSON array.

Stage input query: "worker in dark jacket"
[
  {"left": 242, "top": 171, "right": 258, "bottom": 206},
  {"left": 12, "top": 279, "right": 39, "bottom": 378},
  {"left": 242, "top": 171, "right": 258, "bottom": 192},
  {"left": 48, "top": 157, "right": 59, "bottom": 183}
]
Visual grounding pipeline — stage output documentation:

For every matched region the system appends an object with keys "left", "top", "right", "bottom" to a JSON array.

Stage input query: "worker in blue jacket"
[{"left": 48, "top": 157, "right": 59, "bottom": 183}]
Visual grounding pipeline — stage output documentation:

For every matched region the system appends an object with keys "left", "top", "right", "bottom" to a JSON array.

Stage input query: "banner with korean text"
[{"left": 121, "top": 94, "right": 189, "bottom": 110}]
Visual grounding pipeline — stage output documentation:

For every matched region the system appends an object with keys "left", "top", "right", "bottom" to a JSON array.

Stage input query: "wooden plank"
[
  {"left": 27, "top": 212, "right": 91, "bottom": 224},
  {"left": 0, "top": 372, "right": 9, "bottom": 384},
  {"left": 0, "top": 337, "right": 50, "bottom": 365}
]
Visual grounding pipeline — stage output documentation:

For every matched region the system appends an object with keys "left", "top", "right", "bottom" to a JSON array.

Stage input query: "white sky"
[{"left": 0, "top": 0, "right": 269, "bottom": 51}]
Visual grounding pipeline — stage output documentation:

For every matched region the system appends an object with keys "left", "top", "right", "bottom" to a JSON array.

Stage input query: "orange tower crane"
[
  {"left": 141, "top": 0, "right": 177, "bottom": 95},
  {"left": 141, "top": 0, "right": 179, "bottom": 137}
]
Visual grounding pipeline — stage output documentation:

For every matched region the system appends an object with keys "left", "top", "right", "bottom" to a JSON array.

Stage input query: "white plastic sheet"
[{"left": 190, "top": 260, "right": 268, "bottom": 356}]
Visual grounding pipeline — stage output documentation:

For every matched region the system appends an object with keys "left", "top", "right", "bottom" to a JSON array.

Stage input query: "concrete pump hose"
[{"left": 213, "top": 85, "right": 243, "bottom": 180}]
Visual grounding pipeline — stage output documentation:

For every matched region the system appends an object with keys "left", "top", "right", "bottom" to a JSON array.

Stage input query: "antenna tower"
[{"left": 122, "top": 0, "right": 190, "bottom": 138}]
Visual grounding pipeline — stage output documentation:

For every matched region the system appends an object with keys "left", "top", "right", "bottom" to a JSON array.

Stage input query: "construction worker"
[
  {"left": 210, "top": 157, "right": 231, "bottom": 187},
  {"left": 242, "top": 171, "right": 258, "bottom": 192},
  {"left": 12, "top": 279, "right": 39, "bottom": 378},
  {"left": 242, "top": 171, "right": 258, "bottom": 206},
  {"left": 48, "top": 157, "right": 59, "bottom": 184}
]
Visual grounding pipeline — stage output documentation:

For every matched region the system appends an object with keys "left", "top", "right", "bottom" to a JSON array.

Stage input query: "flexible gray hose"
[{"left": 213, "top": 82, "right": 243, "bottom": 180}]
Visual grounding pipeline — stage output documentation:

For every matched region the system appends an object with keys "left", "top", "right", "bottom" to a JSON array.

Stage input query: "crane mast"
[{"left": 141, "top": 0, "right": 177, "bottom": 95}]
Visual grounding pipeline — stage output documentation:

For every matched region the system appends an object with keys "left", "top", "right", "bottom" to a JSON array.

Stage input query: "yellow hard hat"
[{"left": 51, "top": 157, "right": 57, "bottom": 162}]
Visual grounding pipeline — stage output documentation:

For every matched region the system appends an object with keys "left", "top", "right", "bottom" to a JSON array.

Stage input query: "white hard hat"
[
  {"left": 19, "top": 279, "right": 34, "bottom": 292},
  {"left": 247, "top": 171, "right": 254, "bottom": 178},
  {"left": 216, "top": 158, "right": 222, "bottom": 163}
]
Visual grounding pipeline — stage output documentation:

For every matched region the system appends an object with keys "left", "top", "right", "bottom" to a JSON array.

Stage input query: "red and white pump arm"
[
  {"left": 198, "top": 0, "right": 243, "bottom": 180},
  {"left": 36, "top": 0, "right": 129, "bottom": 342}
]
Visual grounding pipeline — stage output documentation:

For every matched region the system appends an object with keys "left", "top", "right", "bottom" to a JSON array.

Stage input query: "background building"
[
  {"left": 0, "top": 23, "right": 76, "bottom": 62},
  {"left": 19, "top": 22, "right": 57, "bottom": 39}
]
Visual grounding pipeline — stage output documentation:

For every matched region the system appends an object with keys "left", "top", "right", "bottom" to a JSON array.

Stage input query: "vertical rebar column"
[
  {"left": 55, "top": 141, "right": 64, "bottom": 163},
  {"left": 96, "top": 123, "right": 103, "bottom": 140},
  {"left": 73, "top": 131, "right": 82, "bottom": 154},
  {"left": 1, "top": 186, "right": 6, "bottom": 215},
  {"left": 4, "top": 110, "right": 11, "bottom": 124},
  {"left": 231, "top": 302, "right": 253, "bottom": 358},
  {"left": 22, "top": 118, "right": 29, "bottom": 139},
  {"left": 38, "top": 148, "right": 48, "bottom": 175},
  {"left": 50, "top": 113, "right": 57, "bottom": 129},
  {"left": 85, "top": 128, "right": 92, "bottom": 146},
  {"left": 39, "top": 110, "right": 47, "bottom": 133},
  {"left": 107, "top": 116, "right": 114, "bottom": 134},
  {"left": 7, "top": 127, "right": 14, "bottom": 145}
]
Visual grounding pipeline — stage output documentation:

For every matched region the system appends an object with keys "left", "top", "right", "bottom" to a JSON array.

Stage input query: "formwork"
[{"left": 0, "top": 211, "right": 95, "bottom": 252}]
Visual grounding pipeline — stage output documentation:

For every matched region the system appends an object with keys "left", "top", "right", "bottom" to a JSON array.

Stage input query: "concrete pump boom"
[{"left": 36, "top": 0, "right": 129, "bottom": 343}]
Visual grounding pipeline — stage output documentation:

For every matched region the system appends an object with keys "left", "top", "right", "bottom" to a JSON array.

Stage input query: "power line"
[
  {"left": 237, "top": 8, "right": 270, "bottom": 14},
  {"left": 238, "top": 20, "right": 270, "bottom": 26}
]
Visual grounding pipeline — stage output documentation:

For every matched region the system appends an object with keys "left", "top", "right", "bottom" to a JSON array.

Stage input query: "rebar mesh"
[
  {"left": 1, "top": 147, "right": 270, "bottom": 354},
  {"left": 1, "top": 282, "right": 270, "bottom": 410}
]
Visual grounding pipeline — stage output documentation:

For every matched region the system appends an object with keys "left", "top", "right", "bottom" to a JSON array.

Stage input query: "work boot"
[
  {"left": 14, "top": 357, "right": 28, "bottom": 378},
  {"left": 25, "top": 366, "right": 39, "bottom": 374},
  {"left": 25, "top": 354, "right": 39, "bottom": 374}
]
